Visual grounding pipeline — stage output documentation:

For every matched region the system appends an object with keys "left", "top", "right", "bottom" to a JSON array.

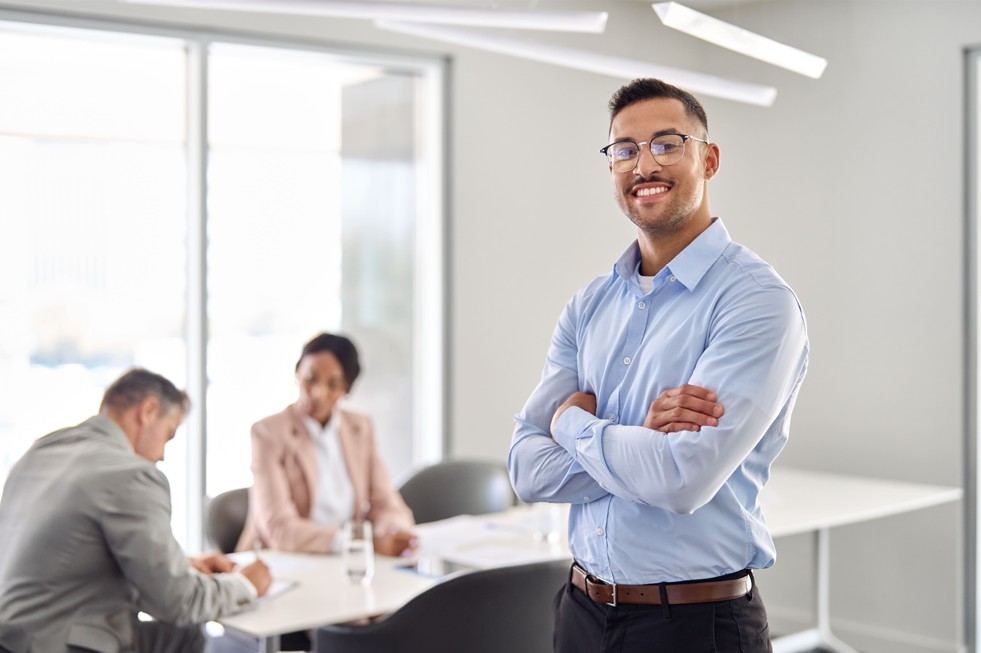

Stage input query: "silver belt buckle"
[{"left": 585, "top": 571, "right": 618, "bottom": 607}]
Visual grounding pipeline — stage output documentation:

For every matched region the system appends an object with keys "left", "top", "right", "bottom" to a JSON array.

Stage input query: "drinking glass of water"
[
  {"left": 342, "top": 519, "right": 375, "bottom": 585},
  {"left": 532, "top": 503, "right": 563, "bottom": 545}
]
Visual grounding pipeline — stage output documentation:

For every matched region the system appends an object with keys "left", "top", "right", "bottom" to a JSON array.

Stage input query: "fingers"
[
  {"left": 240, "top": 559, "right": 272, "bottom": 597},
  {"left": 401, "top": 537, "right": 420, "bottom": 557},
  {"left": 205, "top": 554, "right": 237, "bottom": 574},
  {"left": 658, "top": 422, "right": 704, "bottom": 433},
  {"left": 375, "top": 529, "right": 417, "bottom": 557},
  {"left": 658, "top": 386, "right": 723, "bottom": 417},
  {"left": 188, "top": 553, "right": 234, "bottom": 575},
  {"left": 188, "top": 557, "right": 211, "bottom": 575},
  {"left": 660, "top": 384, "right": 717, "bottom": 402},
  {"left": 643, "top": 385, "right": 723, "bottom": 432},
  {"left": 643, "top": 406, "right": 718, "bottom": 431},
  {"left": 672, "top": 395, "right": 724, "bottom": 419},
  {"left": 394, "top": 530, "right": 417, "bottom": 556}
]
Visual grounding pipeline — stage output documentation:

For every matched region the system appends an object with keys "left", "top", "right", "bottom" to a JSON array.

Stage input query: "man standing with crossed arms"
[{"left": 509, "top": 77, "right": 808, "bottom": 652}]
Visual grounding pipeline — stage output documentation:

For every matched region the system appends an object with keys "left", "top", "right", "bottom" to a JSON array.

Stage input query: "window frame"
[{"left": 967, "top": 44, "right": 980, "bottom": 653}]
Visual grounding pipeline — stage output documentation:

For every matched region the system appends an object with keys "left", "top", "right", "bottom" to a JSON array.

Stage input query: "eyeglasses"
[{"left": 600, "top": 133, "right": 710, "bottom": 173}]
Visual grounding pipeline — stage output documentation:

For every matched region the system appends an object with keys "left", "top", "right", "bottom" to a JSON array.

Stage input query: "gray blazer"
[{"left": 0, "top": 416, "right": 255, "bottom": 653}]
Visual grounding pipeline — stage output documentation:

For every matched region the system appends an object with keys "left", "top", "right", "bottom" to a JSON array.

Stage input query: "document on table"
[
  {"left": 412, "top": 514, "right": 566, "bottom": 569},
  {"left": 260, "top": 579, "right": 297, "bottom": 603}
]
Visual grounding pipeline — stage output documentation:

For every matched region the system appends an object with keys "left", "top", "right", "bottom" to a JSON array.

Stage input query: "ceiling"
[{"left": 311, "top": 0, "right": 778, "bottom": 10}]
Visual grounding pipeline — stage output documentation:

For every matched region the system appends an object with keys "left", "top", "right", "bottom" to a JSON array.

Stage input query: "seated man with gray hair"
[{"left": 0, "top": 368, "right": 271, "bottom": 653}]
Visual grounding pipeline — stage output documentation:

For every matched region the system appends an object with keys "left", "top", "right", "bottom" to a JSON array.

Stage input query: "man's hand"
[
  {"left": 374, "top": 528, "right": 417, "bottom": 557},
  {"left": 239, "top": 559, "right": 273, "bottom": 598},
  {"left": 642, "top": 384, "right": 723, "bottom": 433},
  {"left": 551, "top": 392, "right": 597, "bottom": 440},
  {"left": 189, "top": 551, "right": 237, "bottom": 575}
]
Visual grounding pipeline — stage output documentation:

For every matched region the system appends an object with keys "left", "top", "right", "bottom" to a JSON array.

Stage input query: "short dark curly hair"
[{"left": 608, "top": 78, "right": 709, "bottom": 137}]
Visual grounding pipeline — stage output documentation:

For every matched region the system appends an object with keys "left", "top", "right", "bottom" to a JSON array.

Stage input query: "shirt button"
[
  {"left": 669, "top": 275, "right": 677, "bottom": 282},
  {"left": 623, "top": 357, "right": 631, "bottom": 365},
  {"left": 638, "top": 301, "right": 646, "bottom": 309},
  {"left": 596, "top": 527, "right": 604, "bottom": 536}
]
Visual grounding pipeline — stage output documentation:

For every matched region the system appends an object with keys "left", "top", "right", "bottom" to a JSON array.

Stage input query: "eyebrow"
[{"left": 608, "top": 128, "right": 683, "bottom": 145}]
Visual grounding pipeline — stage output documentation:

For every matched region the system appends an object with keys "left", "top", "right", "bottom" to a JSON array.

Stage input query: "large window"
[{"left": 0, "top": 13, "right": 445, "bottom": 550}]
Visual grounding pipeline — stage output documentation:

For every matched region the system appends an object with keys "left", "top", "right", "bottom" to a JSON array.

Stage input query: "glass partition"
[{"left": 0, "top": 13, "right": 445, "bottom": 550}]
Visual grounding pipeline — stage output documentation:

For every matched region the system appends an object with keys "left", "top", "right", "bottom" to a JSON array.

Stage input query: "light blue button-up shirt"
[{"left": 508, "top": 219, "right": 809, "bottom": 584}]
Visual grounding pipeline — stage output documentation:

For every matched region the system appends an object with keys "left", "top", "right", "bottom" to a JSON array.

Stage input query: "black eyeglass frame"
[{"left": 599, "top": 133, "right": 711, "bottom": 171}]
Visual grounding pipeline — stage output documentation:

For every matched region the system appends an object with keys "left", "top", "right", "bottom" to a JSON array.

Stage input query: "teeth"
[{"left": 636, "top": 186, "right": 668, "bottom": 197}]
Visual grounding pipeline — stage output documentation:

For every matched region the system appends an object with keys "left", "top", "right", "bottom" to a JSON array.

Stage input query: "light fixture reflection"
[
  {"left": 652, "top": 2, "right": 827, "bottom": 79},
  {"left": 377, "top": 20, "right": 777, "bottom": 107}
]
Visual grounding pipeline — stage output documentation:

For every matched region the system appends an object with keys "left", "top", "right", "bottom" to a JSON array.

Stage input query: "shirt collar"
[
  {"left": 614, "top": 218, "right": 731, "bottom": 293},
  {"left": 302, "top": 413, "right": 337, "bottom": 439}
]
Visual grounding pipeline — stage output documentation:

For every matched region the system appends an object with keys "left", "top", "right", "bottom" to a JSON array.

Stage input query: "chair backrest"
[
  {"left": 206, "top": 487, "right": 250, "bottom": 553},
  {"left": 398, "top": 459, "right": 516, "bottom": 524},
  {"left": 315, "top": 559, "right": 571, "bottom": 653}
]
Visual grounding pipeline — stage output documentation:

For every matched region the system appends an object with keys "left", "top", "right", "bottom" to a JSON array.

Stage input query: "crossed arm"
[
  {"left": 508, "top": 373, "right": 726, "bottom": 508},
  {"left": 509, "top": 285, "right": 807, "bottom": 513},
  {"left": 550, "top": 384, "right": 724, "bottom": 439}
]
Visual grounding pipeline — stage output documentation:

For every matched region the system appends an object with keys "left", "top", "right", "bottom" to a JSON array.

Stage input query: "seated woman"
[{"left": 238, "top": 332, "right": 415, "bottom": 557}]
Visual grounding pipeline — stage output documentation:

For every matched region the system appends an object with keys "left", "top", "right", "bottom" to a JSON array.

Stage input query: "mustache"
[{"left": 629, "top": 175, "right": 671, "bottom": 192}]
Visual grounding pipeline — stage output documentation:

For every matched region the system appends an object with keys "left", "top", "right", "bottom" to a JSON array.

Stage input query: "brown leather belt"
[{"left": 570, "top": 564, "right": 752, "bottom": 606}]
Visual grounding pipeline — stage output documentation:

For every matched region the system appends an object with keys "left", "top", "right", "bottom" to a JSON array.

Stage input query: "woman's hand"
[{"left": 374, "top": 528, "right": 418, "bottom": 557}]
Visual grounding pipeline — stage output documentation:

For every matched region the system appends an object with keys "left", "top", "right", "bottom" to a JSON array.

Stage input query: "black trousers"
[{"left": 553, "top": 572, "right": 772, "bottom": 653}]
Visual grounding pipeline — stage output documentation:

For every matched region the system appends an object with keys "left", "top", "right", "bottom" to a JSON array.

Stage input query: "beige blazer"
[{"left": 237, "top": 404, "right": 414, "bottom": 553}]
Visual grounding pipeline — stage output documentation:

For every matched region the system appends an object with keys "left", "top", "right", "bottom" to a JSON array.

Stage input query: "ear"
[
  {"left": 137, "top": 396, "right": 160, "bottom": 426},
  {"left": 702, "top": 142, "right": 721, "bottom": 180}
]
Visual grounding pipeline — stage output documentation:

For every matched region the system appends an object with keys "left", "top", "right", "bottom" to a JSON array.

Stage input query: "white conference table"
[
  {"left": 762, "top": 468, "right": 962, "bottom": 653},
  {"left": 219, "top": 552, "right": 436, "bottom": 652},
  {"left": 219, "top": 507, "right": 568, "bottom": 652},
  {"left": 219, "top": 467, "right": 961, "bottom": 653}
]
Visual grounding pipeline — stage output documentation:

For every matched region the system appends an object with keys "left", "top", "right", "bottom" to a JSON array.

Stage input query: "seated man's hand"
[
  {"left": 239, "top": 559, "right": 272, "bottom": 598},
  {"left": 374, "top": 528, "right": 417, "bottom": 557},
  {"left": 643, "top": 384, "right": 723, "bottom": 433},
  {"left": 189, "top": 551, "right": 237, "bottom": 575}
]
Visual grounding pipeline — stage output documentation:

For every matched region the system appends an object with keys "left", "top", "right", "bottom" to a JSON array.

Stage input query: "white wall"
[
  {"left": 448, "top": 4, "right": 973, "bottom": 648},
  {"left": 0, "top": 0, "right": 973, "bottom": 650},
  {"left": 698, "top": 3, "right": 970, "bottom": 651}
]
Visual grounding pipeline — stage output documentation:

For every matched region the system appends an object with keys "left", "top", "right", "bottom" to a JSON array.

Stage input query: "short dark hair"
[
  {"left": 100, "top": 368, "right": 189, "bottom": 415},
  {"left": 296, "top": 332, "right": 362, "bottom": 389},
  {"left": 608, "top": 77, "right": 709, "bottom": 137}
]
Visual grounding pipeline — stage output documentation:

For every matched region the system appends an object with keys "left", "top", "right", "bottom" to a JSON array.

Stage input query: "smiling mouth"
[{"left": 635, "top": 186, "right": 669, "bottom": 197}]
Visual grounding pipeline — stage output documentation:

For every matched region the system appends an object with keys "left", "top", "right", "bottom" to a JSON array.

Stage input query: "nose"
[{"left": 635, "top": 142, "right": 663, "bottom": 177}]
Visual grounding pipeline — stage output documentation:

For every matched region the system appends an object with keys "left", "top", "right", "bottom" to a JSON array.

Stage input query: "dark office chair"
[
  {"left": 398, "top": 459, "right": 517, "bottom": 524},
  {"left": 206, "top": 487, "right": 249, "bottom": 554},
  {"left": 315, "top": 559, "right": 571, "bottom": 653}
]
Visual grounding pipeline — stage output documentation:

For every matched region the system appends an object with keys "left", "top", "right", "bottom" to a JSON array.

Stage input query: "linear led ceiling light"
[
  {"left": 377, "top": 20, "right": 776, "bottom": 107},
  {"left": 120, "top": 0, "right": 608, "bottom": 33},
  {"left": 652, "top": 2, "right": 827, "bottom": 79}
]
